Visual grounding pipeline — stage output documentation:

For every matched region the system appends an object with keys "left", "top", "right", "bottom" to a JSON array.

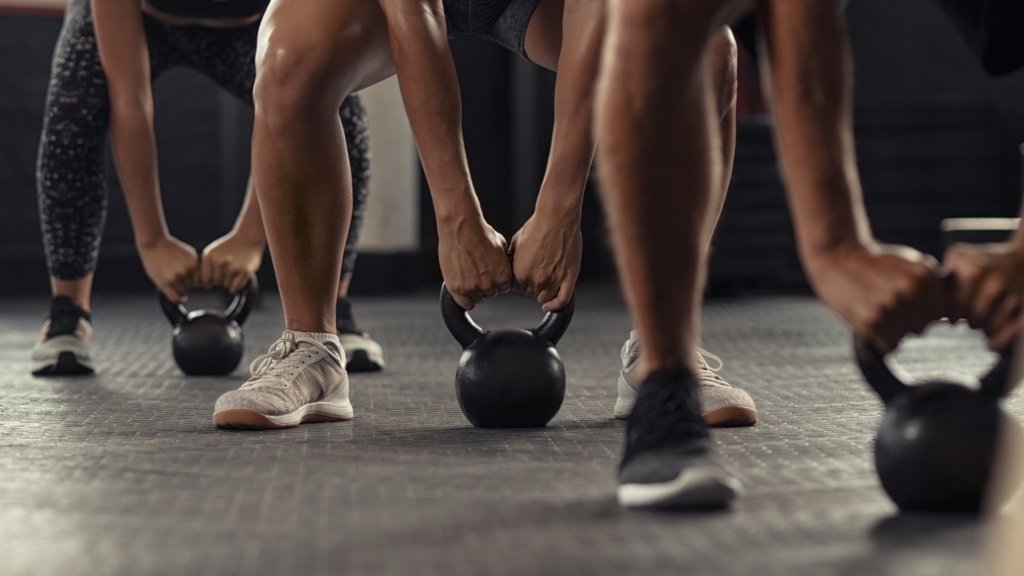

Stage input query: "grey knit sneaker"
[
  {"left": 614, "top": 330, "right": 757, "bottom": 426},
  {"left": 213, "top": 331, "right": 353, "bottom": 430}
]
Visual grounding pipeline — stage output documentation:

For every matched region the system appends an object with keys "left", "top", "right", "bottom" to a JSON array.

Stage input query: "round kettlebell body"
[
  {"left": 158, "top": 278, "right": 257, "bottom": 376},
  {"left": 875, "top": 382, "right": 1003, "bottom": 512},
  {"left": 855, "top": 336, "right": 1015, "bottom": 513},
  {"left": 456, "top": 328, "right": 566, "bottom": 428},
  {"left": 172, "top": 311, "right": 245, "bottom": 376},
  {"left": 440, "top": 285, "right": 575, "bottom": 429}
]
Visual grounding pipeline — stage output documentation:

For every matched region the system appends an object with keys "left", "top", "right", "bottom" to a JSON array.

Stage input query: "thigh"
[{"left": 257, "top": 0, "right": 396, "bottom": 100}]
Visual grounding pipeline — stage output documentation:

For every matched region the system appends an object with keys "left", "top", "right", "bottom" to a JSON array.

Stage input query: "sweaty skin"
[{"left": 596, "top": 0, "right": 949, "bottom": 384}]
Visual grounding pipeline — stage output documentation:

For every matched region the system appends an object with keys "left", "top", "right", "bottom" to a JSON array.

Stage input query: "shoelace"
[
  {"left": 695, "top": 348, "right": 729, "bottom": 388},
  {"left": 242, "top": 334, "right": 339, "bottom": 390}
]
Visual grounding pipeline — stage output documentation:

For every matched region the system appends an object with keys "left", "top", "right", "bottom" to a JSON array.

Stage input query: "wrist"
[
  {"left": 229, "top": 223, "right": 268, "bottom": 247},
  {"left": 135, "top": 230, "right": 169, "bottom": 251},
  {"left": 534, "top": 188, "right": 584, "bottom": 223},
  {"left": 432, "top": 186, "right": 483, "bottom": 226}
]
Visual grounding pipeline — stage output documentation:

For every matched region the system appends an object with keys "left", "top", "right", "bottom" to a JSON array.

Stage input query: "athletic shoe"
[
  {"left": 213, "top": 330, "right": 353, "bottom": 430},
  {"left": 31, "top": 296, "right": 95, "bottom": 376},
  {"left": 614, "top": 330, "right": 757, "bottom": 426},
  {"left": 337, "top": 297, "right": 385, "bottom": 372},
  {"left": 618, "top": 368, "right": 743, "bottom": 509}
]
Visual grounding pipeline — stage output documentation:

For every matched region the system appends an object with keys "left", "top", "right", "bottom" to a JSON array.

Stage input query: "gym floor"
[{"left": 1, "top": 283, "right": 1020, "bottom": 576}]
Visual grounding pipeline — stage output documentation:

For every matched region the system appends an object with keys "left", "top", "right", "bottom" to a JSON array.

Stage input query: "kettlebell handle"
[
  {"left": 854, "top": 334, "right": 1013, "bottom": 403},
  {"left": 225, "top": 277, "right": 259, "bottom": 325},
  {"left": 156, "top": 277, "right": 258, "bottom": 327},
  {"left": 853, "top": 336, "right": 911, "bottom": 404},
  {"left": 158, "top": 291, "right": 189, "bottom": 327},
  {"left": 439, "top": 284, "right": 575, "bottom": 349}
]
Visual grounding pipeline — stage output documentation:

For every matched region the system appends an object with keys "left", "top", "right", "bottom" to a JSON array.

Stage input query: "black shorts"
[{"left": 443, "top": 0, "right": 544, "bottom": 60}]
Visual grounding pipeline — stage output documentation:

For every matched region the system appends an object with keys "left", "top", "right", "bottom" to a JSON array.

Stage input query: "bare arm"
[
  {"left": 758, "top": 0, "right": 947, "bottom": 351},
  {"left": 92, "top": 0, "right": 198, "bottom": 301},
  {"left": 376, "top": 0, "right": 512, "bottom": 309},
  {"left": 509, "top": 0, "right": 602, "bottom": 311},
  {"left": 200, "top": 175, "right": 268, "bottom": 293}
]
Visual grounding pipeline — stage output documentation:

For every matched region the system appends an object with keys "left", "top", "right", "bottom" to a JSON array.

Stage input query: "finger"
[
  {"left": 972, "top": 271, "right": 1006, "bottom": 332},
  {"left": 216, "top": 260, "right": 233, "bottom": 290},
  {"left": 452, "top": 291, "right": 476, "bottom": 311},
  {"left": 165, "top": 278, "right": 187, "bottom": 303},
  {"left": 542, "top": 283, "right": 573, "bottom": 313},
  {"left": 535, "top": 285, "right": 560, "bottom": 308},
  {"left": 990, "top": 313, "right": 1024, "bottom": 353},
  {"left": 986, "top": 289, "right": 1020, "bottom": 341},
  {"left": 511, "top": 277, "right": 527, "bottom": 294},
  {"left": 945, "top": 245, "right": 985, "bottom": 322},
  {"left": 229, "top": 272, "right": 249, "bottom": 295},
  {"left": 199, "top": 256, "right": 213, "bottom": 289}
]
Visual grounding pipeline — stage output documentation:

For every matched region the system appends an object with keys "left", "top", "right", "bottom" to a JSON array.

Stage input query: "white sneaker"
[
  {"left": 339, "top": 333, "right": 385, "bottom": 372},
  {"left": 213, "top": 331, "right": 353, "bottom": 430},
  {"left": 614, "top": 330, "right": 758, "bottom": 427},
  {"left": 31, "top": 296, "right": 95, "bottom": 376}
]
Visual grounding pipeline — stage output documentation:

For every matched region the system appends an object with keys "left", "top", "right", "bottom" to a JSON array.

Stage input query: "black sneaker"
[
  {"left": 336, "top": 297, "right": 384, "bottom": 372},
  {"left": 31, "top": 296, "right": 95, "bottom": 376},
  {"left": 618, "top": 368, "right": 742, "bottom": 508}
]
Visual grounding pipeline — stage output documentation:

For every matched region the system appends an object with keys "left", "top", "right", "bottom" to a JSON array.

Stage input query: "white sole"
[
  {"left": 618, "top": 465, "right": 743, "bottom": 509},
  {"left": 613, "top": 372, "right": 638, "bottom": 420},
  {"left": 31, "top": 336, "right": 94, "bottom": 375},
  {"left": 339, "top": 334, "right": 385, "bottom": 372}
]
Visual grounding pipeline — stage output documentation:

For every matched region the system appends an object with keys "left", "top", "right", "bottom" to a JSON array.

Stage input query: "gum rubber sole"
[
  {"left": 615, "top": 405, "right": 758, "bottom": 427},
  {"left": 213, "top": 409, "right": 352, "bottom": 430},
  {"left": 704, "top": 406, "right": 758, "bottom": 427}
]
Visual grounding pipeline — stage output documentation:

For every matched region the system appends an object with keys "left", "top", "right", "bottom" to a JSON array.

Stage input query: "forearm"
[
  {"left": 231, "top": 176, "right": 269, "bottom": 245},
  {"left": 758, "top": 0, "right": 873, "bottom": 262},
  {"left": 108, "top": 101, "right": 170, "bottom": 248},
  {"left": 535, "top": 5, "right": 603, "bottom": 219},
  {"left": 379, "top": 0, "right": 480, "bottom": 224}
]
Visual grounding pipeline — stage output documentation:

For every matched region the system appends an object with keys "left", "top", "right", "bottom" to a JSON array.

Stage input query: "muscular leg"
[
  {"left": 252, "top": 0, "right": 394, "bottom": 333},
  {"left": 596, "top": 0, "right": 748, "bottom": 381},
  {"left": 524, "top": 1, "right": 737, "bottom": 298}
]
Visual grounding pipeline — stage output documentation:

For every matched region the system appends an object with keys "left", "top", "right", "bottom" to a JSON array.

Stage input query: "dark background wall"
[{"left": 1, "top": 0, "right": 1023, "bottom": 298}]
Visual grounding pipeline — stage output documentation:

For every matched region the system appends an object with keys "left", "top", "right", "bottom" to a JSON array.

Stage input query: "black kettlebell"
[
  {"left": 855, "top": 335, "right": 1016, "bottom": 512},
  {"left": 158, "top": 278, "right": 258, "bottom": 376},
  {"left": 441, "top": 284, "right": 574, "bottom": 428}
]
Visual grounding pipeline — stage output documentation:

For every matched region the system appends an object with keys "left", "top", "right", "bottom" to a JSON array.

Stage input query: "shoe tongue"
[{"left": 48, "top": 296, "right": 88, "bottom": 337}]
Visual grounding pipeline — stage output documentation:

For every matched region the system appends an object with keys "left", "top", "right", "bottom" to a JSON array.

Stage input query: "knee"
[
  {"left": 253, "top": 36, "right": 349, "bottom": 136},
  {"left": 709, "top": 26, "right": 738, "bottom": 121}
]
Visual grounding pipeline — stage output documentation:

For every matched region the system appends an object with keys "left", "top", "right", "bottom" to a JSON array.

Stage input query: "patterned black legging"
[{"left": 37, "top": 0, "right": 370, "bottom": 281}]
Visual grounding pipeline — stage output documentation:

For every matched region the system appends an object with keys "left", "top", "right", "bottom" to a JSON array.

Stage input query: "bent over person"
[
  {"left": 208, "top": 0, "right": 758, "bottom": 429},
  {"left": 31, "top": 0, "right": 384, "bottom": 377},
  {"left": 595, "top": 0, "right": 967, "bottom": 509}
]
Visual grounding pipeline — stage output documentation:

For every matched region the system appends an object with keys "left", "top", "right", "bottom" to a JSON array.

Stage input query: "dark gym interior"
[{"left": 2, "top": 0, "right": 1024, "bottom": 574}]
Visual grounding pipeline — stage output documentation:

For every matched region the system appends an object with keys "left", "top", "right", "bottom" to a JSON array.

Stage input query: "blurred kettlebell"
[
  {"left": 158, "top": 278, "right": 258, "bottom": 376},
  {"left": 855, "top": 334, "right": 1018, "bottom": 512},
  {"left": 440, "top": 284, "right": 574, "bottom": 428}
]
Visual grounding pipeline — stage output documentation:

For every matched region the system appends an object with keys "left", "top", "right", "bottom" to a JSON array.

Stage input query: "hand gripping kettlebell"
[
  {"left": 440, "top": 284, "right": 575, "bottom": 428},
  {"left": 855, "top": 334, "right": 1019, "bottom": 512},
  {"left": 158, "top": 278, "right": 258, "bottom": 376}
]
